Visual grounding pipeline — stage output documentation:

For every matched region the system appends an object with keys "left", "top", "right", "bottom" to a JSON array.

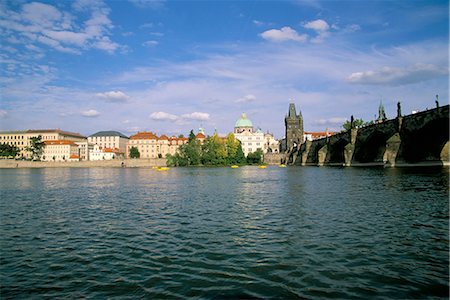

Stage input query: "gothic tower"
[{"left": 285, "top": 103, "right": 304, "bottom": 151}]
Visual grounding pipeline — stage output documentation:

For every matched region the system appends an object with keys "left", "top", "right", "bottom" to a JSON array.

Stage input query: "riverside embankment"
[{"left": 0, "top": 159, "right": 166, "bottom": 168}]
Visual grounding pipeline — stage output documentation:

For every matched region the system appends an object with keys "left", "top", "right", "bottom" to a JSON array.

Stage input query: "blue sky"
[{"left": 0, "top": 0, "right": 448, "bottom": 138}]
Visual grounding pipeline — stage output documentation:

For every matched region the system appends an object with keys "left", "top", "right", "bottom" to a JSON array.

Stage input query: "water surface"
[{"left": 1, "top": 166, "right": 448, "bottom": 299}]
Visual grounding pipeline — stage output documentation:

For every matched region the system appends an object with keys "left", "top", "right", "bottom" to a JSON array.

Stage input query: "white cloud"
[
  {"left": 81, "top": 109, "right": 100, "bottom": 117},
  {"left": 304, "top": 19, "right": 330, "bottom": 32},
  {"left": 181, "top": 112, "right": 210, "bottom": 121},
  {"left": 348, "top": 63, "right": 448, "bottom": 86},
  {"left": 0, "top": 110, "right": 8, "bottom": 118},
  {"left": 143, "top": 40, "right": 159, "bottom": 47},
  {"left": 260, "top": 27, "right": 307, "bottom": 42},
  {"left": 96, "top": 90, "right": 130, "bottom": 102},
  {"left": 128, "top": 0, "right": 165, "bottom": 9},
  {"left": 150, "top": 111, "right": 210, "bottom": 122},
  {"left": 0, "top": 1, "right": 120, "bottom": 55},
  {"left": 313, "top": 117, "right": 347, "bottom": 126},
  {"left": 303, "top": 19, "right": 331, "bottom": 43},
  {"left": 150, "top": 111, "right": 178, "bottom": 121},
  {"left": 236, "top": 94, "right": 256, "bottom": 103}
]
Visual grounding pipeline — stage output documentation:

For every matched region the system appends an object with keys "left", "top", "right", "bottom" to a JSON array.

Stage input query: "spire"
[
  {"left": 288, "top": 103, "right": 297, "bottom": 118},
  {"left": 378, "top": 100, "right": 387, "bottom": 122}
]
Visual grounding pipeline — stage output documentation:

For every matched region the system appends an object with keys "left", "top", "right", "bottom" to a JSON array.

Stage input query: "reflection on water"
[{"left": 0, "top": 166, "right": 448, "bottom": 299}]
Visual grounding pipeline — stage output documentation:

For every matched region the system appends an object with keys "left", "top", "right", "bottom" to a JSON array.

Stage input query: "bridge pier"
[
  {"left": 300, "top": 140, "right": 312, "bottom": 166},
  {"left": 318, "top": 144, "right": 328, "bottom": 166},
  {"left": 384, "top": 133, "right": 401, "bottom": 167}
]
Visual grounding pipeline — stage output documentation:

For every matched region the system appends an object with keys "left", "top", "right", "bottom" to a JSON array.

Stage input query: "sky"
[{"left": 0, "top": 0, "right": 448, "bottom": 138}]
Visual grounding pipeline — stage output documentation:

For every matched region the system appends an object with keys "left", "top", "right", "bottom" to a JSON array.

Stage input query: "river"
[{"left": 1, "top": 166, "right": 448, "bottom": 299}]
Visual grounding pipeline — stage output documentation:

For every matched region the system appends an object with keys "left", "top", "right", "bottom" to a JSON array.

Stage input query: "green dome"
[{"left": 235, "top": 113, "right": 253, "bottom": 128}]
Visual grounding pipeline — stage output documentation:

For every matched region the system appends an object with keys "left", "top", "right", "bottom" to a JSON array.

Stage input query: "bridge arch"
[
  {"left": 326, "top": 139, "right": 349, "bottom": 164},
  {"left": 353, "top": 131, "right": 390, "bottom": 164},
  {"left": 400, "top": 117, "right": 449, "bottom": 163}
]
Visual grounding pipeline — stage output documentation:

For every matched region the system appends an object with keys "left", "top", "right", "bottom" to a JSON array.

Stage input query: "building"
[
  {"left": 0, "top": 129, "right": 86, "bottom": 158},
  {"left": 89, "top": 145, "right": 121, "bottom": 161},
  {"left": 304, "top": 131, "right": 336, "bottom": 141},
  {"left": 88, "top": 131, "right": 129, "bottom": 154},
  {"left": 233, "top": 113, "right": 266, "bottom": 157},
  {"left": 264, "top": 131, "right": 279, "bottom": 153},
  {"left": 127, "top": 131, "right": 188, "bottom": 159},
  {"left": 285, "top": 103, "right": 304, "bottom": 151},
  {"left": 42, "top": 140, "right": 79, "bottom": 161}
]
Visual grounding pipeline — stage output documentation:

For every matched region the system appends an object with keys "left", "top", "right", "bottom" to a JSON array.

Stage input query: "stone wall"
[
  {"left": 263, "top": 153, "right": 284, "bottom": 165},
  {"left": 0, "top": 158, "right": 167, "bottom": 168}
]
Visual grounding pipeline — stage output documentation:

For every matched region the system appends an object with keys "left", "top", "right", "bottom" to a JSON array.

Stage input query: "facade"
[
  {"left": 127, "top": 131, "right": 188, "bottom": 159},
  {"left": 285, "top": 103, "right": 304, "bottom": 151},
  {"left": 89, "top": 144, "right": 121, "bottom": 161},
  {"left": 0, "top": 129, "right": 86, "bottom": 158},
  {"left": 42, "top": 140, "right": 79, "bottom": 161},
  {"left": 233, "top": 113, "right": 266, "bottom": 157},
  {"left": 264, "top": 132, "right": 279, "bottom": 153},
  {"left": 88, "top": 131, "right": 129, "bottom": 154},
  {"left": 304, "top": 131, "right": 336, "bottom": 141}
]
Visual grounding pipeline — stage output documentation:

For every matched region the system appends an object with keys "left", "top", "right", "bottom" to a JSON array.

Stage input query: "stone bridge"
[{"left": 289, "top": 105, "right": 449, "bottom": 167}]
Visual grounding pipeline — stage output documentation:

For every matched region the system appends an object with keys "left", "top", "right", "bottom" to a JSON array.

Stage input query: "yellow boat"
[
  {"left": 258, "top": 165, "right": 267, "bottom": 169},
  {"left": 279, "top": 164, "right": 287, "bottom": 168},
  {"left": 157, "top": 167, "right": 170, "bottom": 171},
  {"left": 231, "top": 165, "right": 239, "bottom": 168}
]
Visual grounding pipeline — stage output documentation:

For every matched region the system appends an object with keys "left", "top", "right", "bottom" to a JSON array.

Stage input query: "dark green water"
[{"left": 1, "top": 166, "right": 448, "bottom": 299}]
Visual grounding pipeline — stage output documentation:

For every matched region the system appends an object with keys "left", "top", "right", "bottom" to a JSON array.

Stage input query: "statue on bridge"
[
  {"left": 435, "top": 95, "right": 439, "bottom": 108},
  {"left": 350, "top": 115, "right": 354, "bottom": 129},
  {"left": 397, "top": 101, "right": 402, "bottom": 118}
]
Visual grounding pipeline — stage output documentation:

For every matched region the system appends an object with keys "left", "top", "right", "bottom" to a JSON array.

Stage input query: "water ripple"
[{"left": 0, "top": 167, "right": 448, "bottom": 299}]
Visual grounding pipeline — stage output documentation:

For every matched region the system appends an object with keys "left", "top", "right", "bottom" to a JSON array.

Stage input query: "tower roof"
[
  {"left": 288, "top": 103, "right": 297, "bottom": 118},
  {"left": 234, "top": 113, "right": 253, "bottom": 128}
]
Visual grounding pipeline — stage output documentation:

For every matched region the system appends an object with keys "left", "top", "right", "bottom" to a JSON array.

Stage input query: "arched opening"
[
  {"left": 327, "top": 139, "right": 349, "bottom": 164},
  {"left": 401, "top": 117, "right": 449, "bottom": 163},
  {"left": 354, "top": 131, "right": 388, "bottom": 163}
]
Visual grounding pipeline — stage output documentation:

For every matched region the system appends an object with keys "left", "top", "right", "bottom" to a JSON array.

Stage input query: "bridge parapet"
[{"left": 287, "top": 105, "right": 449, "bottom": 167}]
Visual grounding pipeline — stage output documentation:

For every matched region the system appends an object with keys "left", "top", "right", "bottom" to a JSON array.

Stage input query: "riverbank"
[{"left": 0, "top": 158, "right": 166, "bottom": 168}]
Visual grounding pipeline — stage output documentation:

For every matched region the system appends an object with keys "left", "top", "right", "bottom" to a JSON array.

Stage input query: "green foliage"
[
  {"left": 0, "top": 143, "right": 20, "bottom": 158},
  {"left": 167, "top": 130, "right": 246, "bottom": 167},
  {"left": 201, "top": 133, "right": 226, "bottom": 165},
  {"left": 129, "top": 146, "right": 140, "bottom": 158},
  {"left": 246, "top": 149, "right": 263, "bottom": 165},
  {"left": 25, "top": 135, "right": 44, "bottom": 160},
  {"left": 342, "top": 118, "right": 374, "bottom": 131}
]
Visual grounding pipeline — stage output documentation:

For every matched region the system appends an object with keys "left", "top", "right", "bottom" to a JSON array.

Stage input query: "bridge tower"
[{"left": 285, "top": 103, "right": 304, "bottom": 151}]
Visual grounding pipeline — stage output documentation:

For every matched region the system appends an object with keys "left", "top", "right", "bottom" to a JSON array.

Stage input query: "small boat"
[
  {"left": 258, "top": 165, "right": 267, "bottom": 169},
  {"left": 157, "top": 167, "right": 170, "bottom": 171},
  {"left": 279, "top": 164, "right": 287, "bottom": 168},
  {"left": 231, "top": 165, "right": 239, "bottom": 168}
]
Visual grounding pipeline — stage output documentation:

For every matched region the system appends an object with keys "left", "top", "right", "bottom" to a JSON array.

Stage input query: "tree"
[
  {"left": 225, "top": 133, "right": 245, "bottom": 165},
  {"left": 26, "top": 135, "right": 44, "bottom": 160},
  {"left": 0, "top": 143, "right": 20, "bottom": 158},
  {"left": 201, "top": 133, "right": 227, "bottom": 165},
  {"left": 129, "top": 146, "right": 140, "bottom": 158},
  {"left": 342, "top": 118, "right": 365, "bottom": 131},
  {"left": 247, "top": 149, "right": 263, "bottom": 165}
]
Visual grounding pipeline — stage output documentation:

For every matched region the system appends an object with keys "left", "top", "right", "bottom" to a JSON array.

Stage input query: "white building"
[
  {"left": 89, "top": 144, "right": 121, "bottom": 161},
  {"left": 42, "top": 140, "right": 79, "bottom": 161},
  {"left": 88, "top": 131, "right": 129, "bottom": 154},
  {"left": 0, "top": 129, "right": 86, "bottom": 159},
  {"left": 233, "top": 113, "right": 266, "bottom": 157}
]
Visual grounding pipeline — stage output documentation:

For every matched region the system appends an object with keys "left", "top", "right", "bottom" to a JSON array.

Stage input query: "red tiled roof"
[
  {"left": 159, "top": 134, "right": 169, "bottom": 140},
  {"left": 305, "top": 131, "right": 336, "bottom": 138},
  {"left": 130, "top": 131, "right": 158, "bottom": 140},
  {"left": 44, "top": 140, "right": 77, "bottom": 146},
  {"left": 196, "top": 133, "right": 206, "bottom": 139}
]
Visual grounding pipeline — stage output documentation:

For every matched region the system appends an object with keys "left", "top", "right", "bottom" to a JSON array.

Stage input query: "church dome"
[{"left": 235, "top": 113, "right": 253, "bottom": 128}]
